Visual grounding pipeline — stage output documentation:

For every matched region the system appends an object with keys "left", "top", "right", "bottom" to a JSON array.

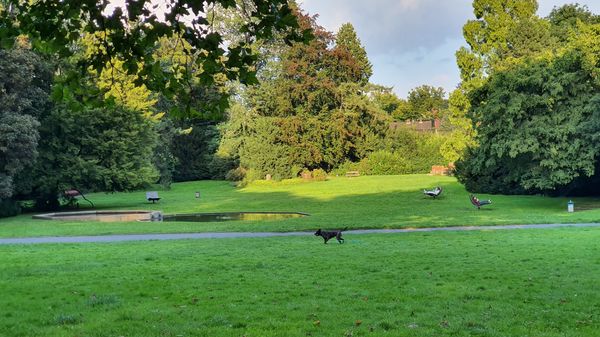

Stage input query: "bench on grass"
[
  {"left": 423, "top": 186, "right": 442, "bottom": 198},
  {"left": 470, "top": 194, "right": 491, "bottom": 210},
  {"left": 345, "top": 171, "right": 360, "bottom": 177},
  {"left": 146, "top": 191, "right": 161, "bottom": 203},
  {"left": 63, "top": 189, "right": 94, "bottom": 207}
]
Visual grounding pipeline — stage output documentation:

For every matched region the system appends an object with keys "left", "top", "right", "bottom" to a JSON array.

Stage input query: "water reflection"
[{"left": 162, "top": 212, "right": 309, "bottom": 222}]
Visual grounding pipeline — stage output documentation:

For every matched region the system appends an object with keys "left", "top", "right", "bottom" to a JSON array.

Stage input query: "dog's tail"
[{"left": 342, "top": 226, "right": 348, "bottom": 231}]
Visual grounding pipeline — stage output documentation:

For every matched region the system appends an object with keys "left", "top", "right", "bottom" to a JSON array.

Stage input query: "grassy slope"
[
  {"left": 2, "top": 227, "right": 600, "bottom": 336},
  {"left": 1, "top": 174, "right": 600, "bottom": 238}
]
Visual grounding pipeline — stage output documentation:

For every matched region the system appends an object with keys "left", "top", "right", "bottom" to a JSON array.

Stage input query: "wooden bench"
[
  {"left": 146, "top": 191, "right": 161, "bottom": 203},
  {"left": 345, "top": 171, "right": 360, "bottom": 177}
]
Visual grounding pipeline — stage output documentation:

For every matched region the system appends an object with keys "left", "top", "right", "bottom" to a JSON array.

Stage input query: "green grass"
[
  {"left": 3, "top": 175, "right": 600, "bottom": 336},
  {"left": 2, "top": 227, "right": 600, "bottom": 336},
  {"left": 2, "top": 175, "right": 600, "bottom": 238}
]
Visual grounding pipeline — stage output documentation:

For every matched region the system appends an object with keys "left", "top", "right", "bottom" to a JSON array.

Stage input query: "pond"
[
  {"left": 33, "top": 210, "right": 156, "bottom": 222},
  {"left": 33, "top": 211, "right": 309, "bottom": 222},
  {"left": 161, "top": 212, "right": 309, "bottom": 222}
]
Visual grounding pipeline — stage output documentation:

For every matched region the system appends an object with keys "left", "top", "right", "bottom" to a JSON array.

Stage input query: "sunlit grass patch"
[{"left": 1, "top": 175, "right": 600, "bottom": 238}]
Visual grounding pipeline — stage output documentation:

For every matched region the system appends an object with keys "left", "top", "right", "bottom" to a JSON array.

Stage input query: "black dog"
[{"left": 314, "top": 227, "right": 348, "bottom": 244}]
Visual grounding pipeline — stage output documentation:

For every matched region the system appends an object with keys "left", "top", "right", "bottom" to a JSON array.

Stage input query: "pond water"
[
  {"left": 162, "top": 212, "right": 309, "bottom": 222},
  {"left": 33, "top": 210, "right": 155, "bottom": 222},
  {"left": 34, "top": 211, "right": 308, "bottom": 222}
]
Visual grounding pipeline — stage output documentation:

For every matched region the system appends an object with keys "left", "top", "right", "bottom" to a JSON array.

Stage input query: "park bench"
[
  {"left": 423, "top": 186, "right": 442, "bottom": 198},
  {"left": 146, "top": 191, "right": 161, "bottom": 203},
  {"left": 63, "top": 189, "right": 94, "bottom": 207},
  {"left": 345, "top": 171, "right": 360, "bottom": 177},
  {"left": 470, "top": 194, "right": 491, "bottom": 210}
]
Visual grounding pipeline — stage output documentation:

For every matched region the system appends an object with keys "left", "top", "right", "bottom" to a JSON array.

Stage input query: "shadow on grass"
[
  {"left": 6, "top": 176, "right": 599, "bottom": 238},
  {"left": 69, "top": 180, "right": 595, "bottom": 228}
]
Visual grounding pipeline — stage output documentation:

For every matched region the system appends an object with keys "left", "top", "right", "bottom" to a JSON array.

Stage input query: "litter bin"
[{"left": 567, "top": 200, "right": 574, "bottom": 213}]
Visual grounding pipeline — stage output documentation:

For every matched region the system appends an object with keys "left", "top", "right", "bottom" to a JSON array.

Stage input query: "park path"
[{"left": 1, "top": 223, "right": 600, "bottom": 245}]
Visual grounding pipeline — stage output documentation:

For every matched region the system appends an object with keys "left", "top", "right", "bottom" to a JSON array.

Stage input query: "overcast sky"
[{"left": 299, "top": 0, "right": 600, "bottom": 98}]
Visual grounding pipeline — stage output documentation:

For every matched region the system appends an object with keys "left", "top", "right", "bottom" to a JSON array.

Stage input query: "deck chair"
[
  {"left": 470, "top": 194, "right": 491, "bottom": 209},
  {"left": 146, "top": 191, "right": 160, "bottom": 203},
  {"left": 63, "top": 189, "right": 94, "bottom": 207},
  {"left": 423, "top": 186, "right": 442, "bottom": 198}
]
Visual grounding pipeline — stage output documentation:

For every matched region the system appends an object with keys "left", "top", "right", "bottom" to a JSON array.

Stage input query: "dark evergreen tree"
[
  {"left": 33, "top": 102, "right": 158, "bottom": 209},
  {"left": 335, "top": 23, "right": 372, "bottom": 85}
]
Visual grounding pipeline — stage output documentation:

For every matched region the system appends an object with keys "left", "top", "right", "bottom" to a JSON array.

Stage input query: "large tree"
[
  {"left": 0, "top": 47, "right": 52, "bottom": 203},
  {"left": 219, "top": 11, "right": 388, "bottom": 180},
  {"left": 446, "top": 0, "right": 555, "bottom": 164},
  {"left": 456, "top": 23, "right": 600, "bottom": 195},
  {"left": 34, "top": 102, "right": 159, "bottom": 209}
]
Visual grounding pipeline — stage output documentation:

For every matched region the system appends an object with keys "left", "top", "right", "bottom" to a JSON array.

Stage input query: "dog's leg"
[{"left": 323, "top": 237, "right": 329, "bottom": 244}]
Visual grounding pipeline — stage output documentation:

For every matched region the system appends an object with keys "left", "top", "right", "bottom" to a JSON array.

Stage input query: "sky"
[{"left": 299, "top": 0, "right": 600, "bottom": 98}]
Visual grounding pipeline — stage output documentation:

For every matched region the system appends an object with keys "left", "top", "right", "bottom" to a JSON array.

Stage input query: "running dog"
[{"left": 314, "top": 227, "right": 348, "bottom": 244}]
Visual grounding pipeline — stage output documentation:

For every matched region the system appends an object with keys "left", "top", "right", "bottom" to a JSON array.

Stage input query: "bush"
[
  {"left": 300, "top": 169, "right": 312, "bottom": 180},
  {"left": 0, "top": 198, "right": 21, "bottom": 217},
  {"left": 358, "top": 150, "right": 411, "bottom": 175},
  {"left": 332, "top": 129, "right": 448, "bottom": 176},
  {"left": 311, "top": 168, "right": 328, "bottom": 181},
  {"left": 240, "top": 168, "right": 264, "bottom": 186},
  {"left": 290, "top": 165, "right": 304, "bottom": 178},
  {"left": 330, "top": 161, "right": 360, "bottom": 176},
  {"left": 225, "top": 167, "right": 247, "bottom": 182}
]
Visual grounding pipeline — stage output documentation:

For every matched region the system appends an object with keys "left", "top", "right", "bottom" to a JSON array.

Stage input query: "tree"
[
  {"left": 335, "top": 23, "right": 372, "bottom": 85},
  {"left": 0, "top": 47, "right": 52, "bottom": 211},
  {"left": 219, "top": 11, "right": 388, "bottom": 180},
  {"left": 34, "top": 103, "right": 158, "bottom": 209},
  {"left": 0, "top": 0, "right": 310, "bottom": 116},
  {"left": 548, "top": 4, "right": 600, "bottom": 42},
  {"left": 0, "top": 114, "right": 39, "bottom": 199},
  {"left": 399, "top": 85, "right": 447, "bottom": 120},
  {"left": 368, "top": 84, "right": 407, "bottom": 119},
  {"left": 462, "top": 0, "right": 538, "bottom": 74},
  {"left": 440, "top": 89, "right": 476, "bottom": 163},
  {"left": 449, "top": 0, "right": 550, "bottom": 164},
  {"left": 171, "top": 123, "right": 224, "bottom": 181},
  {"left": 456, "top": 25, "right": 600, "bottom": 194}
]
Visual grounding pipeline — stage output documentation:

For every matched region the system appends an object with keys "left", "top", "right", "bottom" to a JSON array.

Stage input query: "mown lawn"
[
  {"left": 2, "top": 227, "right": 600, "bottom": 336},
  {"left": 2, "top": 174, "right": 600, "bottom": 238}
]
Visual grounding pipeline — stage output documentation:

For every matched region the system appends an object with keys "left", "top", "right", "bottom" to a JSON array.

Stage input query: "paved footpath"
[{"left": 2, "top": 223, "right": 600, "bottom": 245}]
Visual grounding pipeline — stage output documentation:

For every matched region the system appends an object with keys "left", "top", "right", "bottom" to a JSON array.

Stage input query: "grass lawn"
[
  {"left": 2, "top": 227, "right": 600, "bottom": 336},
  {"left": 2, "top": 175, "right": 600, "bottom": 238}
]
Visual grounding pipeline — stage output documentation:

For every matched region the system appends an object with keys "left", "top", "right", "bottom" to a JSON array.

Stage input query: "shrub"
[
  {"left": 290, "top": 165, "right": 304, "bottom": 178},
  {"left": 358, "top": 150, "right": 410, "bottom": 175},
  {"left": 0, "top": 198, "right": 21, "bottom": 217},
  {"left": 300, "top": 169, "right": 312, "bottom": 180},
  {"left": 311, "top": 168, "right": 327, "bottom": 181},
  {"left": 225, "top": 167, "right": 247, "bottom": 182},
  {"left": 331, "top": 161, "right": 360, "bottom": 176}
]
